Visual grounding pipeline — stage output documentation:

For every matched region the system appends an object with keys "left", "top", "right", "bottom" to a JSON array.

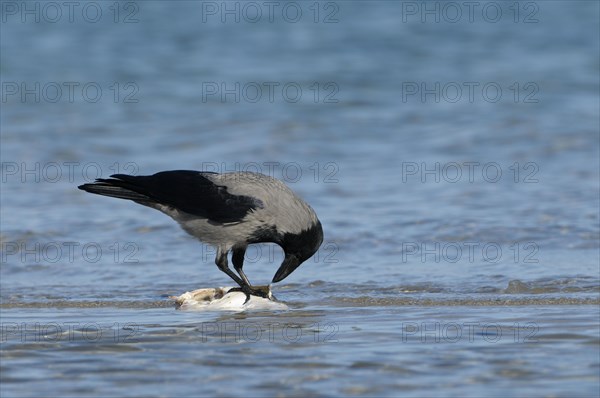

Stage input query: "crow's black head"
[{"left": 272, "top": 220, "right": 323, "bottom": 283}]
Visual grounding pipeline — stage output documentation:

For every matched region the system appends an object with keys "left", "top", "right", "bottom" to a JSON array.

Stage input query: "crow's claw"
[{"left": 227, "top": 285, "right": 270, "bottom": 304}]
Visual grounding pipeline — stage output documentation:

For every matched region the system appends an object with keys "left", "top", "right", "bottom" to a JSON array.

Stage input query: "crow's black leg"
[
  {"left": 227, "top": 248, "right": 270, "bottom": 303},
  {"left": 215, "top": 248, "right": 245, "bottom": 288},
  {"left": 215, "top": 248, "right": 252, "bottom": 303},
  {"left": 232, "top": 247, "right": 252, "bottom": 288}
]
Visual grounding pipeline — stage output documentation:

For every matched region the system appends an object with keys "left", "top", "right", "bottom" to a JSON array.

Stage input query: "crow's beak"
[{"left": 272, "top": 254, "right": 300, "bottom": 283}]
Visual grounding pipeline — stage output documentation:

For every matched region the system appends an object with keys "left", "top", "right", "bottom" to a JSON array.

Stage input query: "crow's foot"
[{"left": 227, "top": 285, "right": 269, "bottom": 304}]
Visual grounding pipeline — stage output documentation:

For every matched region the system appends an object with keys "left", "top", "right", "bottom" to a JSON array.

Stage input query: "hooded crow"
[{"left": 78, "top": 170, "right": 323, "bottom": 300}]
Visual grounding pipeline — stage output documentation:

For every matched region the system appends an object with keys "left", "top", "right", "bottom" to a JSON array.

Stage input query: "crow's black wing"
[{"left": 78, "top": 170, "right": 261, "bottom": 223}]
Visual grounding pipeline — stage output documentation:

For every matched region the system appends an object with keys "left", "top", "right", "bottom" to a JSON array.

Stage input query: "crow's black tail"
[{"left": 78, "top": 175, "right": 155, "bottom": 205}]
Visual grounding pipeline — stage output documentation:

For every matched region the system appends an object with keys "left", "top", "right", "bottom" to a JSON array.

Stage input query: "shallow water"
[{"left": 1, "top": 1, "right": 599, "bottom": 397}]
